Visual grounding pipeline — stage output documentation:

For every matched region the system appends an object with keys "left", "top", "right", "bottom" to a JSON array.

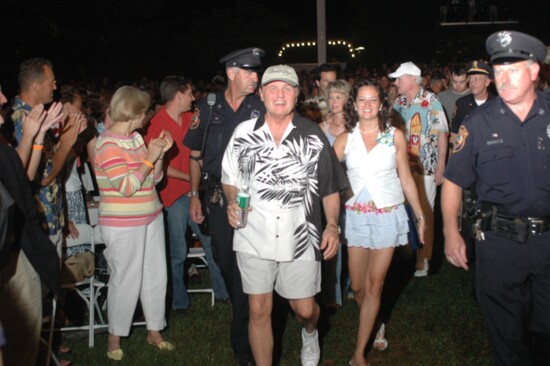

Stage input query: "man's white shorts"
[{"left": 236, "top": 252, "right": 321, "bottom": 300}]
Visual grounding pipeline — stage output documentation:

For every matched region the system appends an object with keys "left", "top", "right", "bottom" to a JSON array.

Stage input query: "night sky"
[{"left": 1, "top": 0, "right": 548, "bottom": 95}]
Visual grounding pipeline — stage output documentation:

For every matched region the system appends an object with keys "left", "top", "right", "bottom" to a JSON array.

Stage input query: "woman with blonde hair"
[
  {"left": 319, "top": 79, "right": 351, "bottom": 309},
  {"left": 94, "top": 86, "right": 174, "bottom": 361}
]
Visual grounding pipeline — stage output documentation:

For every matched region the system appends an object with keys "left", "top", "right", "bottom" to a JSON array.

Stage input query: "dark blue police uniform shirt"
[
  {"left": 445, "top": 90, "right": 550, "bottom": 217},
  {"left": 183, "top": 90, "right": 265, "bottom": 181},
  {"left": 451, "top": 93, "right": 496, "bottom": 134}
]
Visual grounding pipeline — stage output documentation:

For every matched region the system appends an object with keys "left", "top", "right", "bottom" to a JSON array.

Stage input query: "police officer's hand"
[
  {"left": 444, "top": 230, "right": 469, "bottom": 270},
  {"left": 321, "top": 224, "right": 340, "bottom": 260},
  {"left": 189, "top": 196, "right": 204, "bottom": 224}
]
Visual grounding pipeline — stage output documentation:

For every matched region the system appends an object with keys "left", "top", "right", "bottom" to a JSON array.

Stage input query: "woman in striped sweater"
[{"left": 94, "top": 86, "right": 174, "bottom": 361}]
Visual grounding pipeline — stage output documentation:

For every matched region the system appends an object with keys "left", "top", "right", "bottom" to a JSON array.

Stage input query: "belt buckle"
[{"left": 528, "top": 218, "right": 544, "bottom": 235}]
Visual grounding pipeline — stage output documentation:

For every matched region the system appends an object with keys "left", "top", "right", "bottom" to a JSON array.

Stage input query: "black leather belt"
[
  {"left": 526, "top": 217, "right": 550, "bottom": 235},
  {"left": 479, "top": 203, "right": 550, "bottom": 242}
]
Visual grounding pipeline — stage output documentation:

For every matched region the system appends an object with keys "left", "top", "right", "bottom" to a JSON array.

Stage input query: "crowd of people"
[{"left": 0, "top": 29, "right": 549, "bottom": 366}]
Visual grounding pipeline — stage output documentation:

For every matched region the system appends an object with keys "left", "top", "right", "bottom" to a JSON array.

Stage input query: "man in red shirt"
[{"left": 145, "top": 75, "right": 227, "bottom": 312}]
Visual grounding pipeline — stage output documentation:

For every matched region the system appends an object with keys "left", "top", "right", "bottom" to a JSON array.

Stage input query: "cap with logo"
[
  {"left": 485, "top": 31, "right": 547, "bottom": 65},
  {"left": 388, "top": 62, "right": 421, "bottom": 78},
  {"left": 261, "top": 65, "right": 299, "bottom": 87},
  {"left": 219, "top": 47, "right": 265, "bottom": 71},
  {"left": 467, "top": 60, "right": 492, "bottom": 77}
]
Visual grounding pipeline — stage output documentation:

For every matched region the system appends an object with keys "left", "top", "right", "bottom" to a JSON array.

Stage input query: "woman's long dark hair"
[{"left": 343, "top": 79, "right": 390, "bottom": 133}]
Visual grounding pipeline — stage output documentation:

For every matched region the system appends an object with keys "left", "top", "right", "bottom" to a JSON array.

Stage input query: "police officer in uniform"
[
  {"left": 451, "top": 60, "right": 496, "bottom": 142},
  {"left": 450, "top": 60, "right": 497, "bottom": 260},
  {"left": 183, "top": 47, "right": 265, "bottom": 366},
  {"left": 442, "top": 31, "right": 550, "bottom": 366},
  {"left": 451, "top": 61, "right": 495, "bottom": 135}
]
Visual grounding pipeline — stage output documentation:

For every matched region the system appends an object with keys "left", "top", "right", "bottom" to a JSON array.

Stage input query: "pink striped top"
[{"left": 94, "top": 130, "right": 163, "bottom": 227}]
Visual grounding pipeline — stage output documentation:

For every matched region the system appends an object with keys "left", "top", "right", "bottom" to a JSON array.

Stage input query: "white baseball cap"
[{"left": 388, "top": 62, "right": 421, "bottom": 78}]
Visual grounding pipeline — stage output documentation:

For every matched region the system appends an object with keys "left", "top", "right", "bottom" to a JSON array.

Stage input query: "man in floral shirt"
[{"left": 391, "top": 62, "right": 449, "bottom": 277}]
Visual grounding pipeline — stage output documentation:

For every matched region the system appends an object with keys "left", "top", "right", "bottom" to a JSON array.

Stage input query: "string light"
[{"left": 277, "top": 39, "right": 361, "bottom": 59}]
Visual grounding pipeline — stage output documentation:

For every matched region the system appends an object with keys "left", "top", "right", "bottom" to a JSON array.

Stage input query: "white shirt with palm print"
[{"left": 222, "top": 114, "right": 347, "bottom": 262}]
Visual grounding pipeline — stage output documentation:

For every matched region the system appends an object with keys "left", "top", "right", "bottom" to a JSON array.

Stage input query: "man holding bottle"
[{"left": 221, "top": 65, "right": 348, "bottom": 366}]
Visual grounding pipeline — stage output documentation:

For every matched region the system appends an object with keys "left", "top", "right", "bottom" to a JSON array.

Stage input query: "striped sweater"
[{"left": 94, "top": 130, "right": 163, "bottom": 227}]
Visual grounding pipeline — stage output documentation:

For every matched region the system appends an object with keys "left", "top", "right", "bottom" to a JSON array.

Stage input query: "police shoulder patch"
[
  {"left": 190, "top": 107, "right": 201, "bottom": 129},
  {"left": 453, "top": 125, "right": 469, "bottom": 153}
]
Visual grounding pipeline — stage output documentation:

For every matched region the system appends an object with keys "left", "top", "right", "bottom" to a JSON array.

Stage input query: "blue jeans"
[{"left": 165, "top": 195, "right": 228, "bottom": 310}]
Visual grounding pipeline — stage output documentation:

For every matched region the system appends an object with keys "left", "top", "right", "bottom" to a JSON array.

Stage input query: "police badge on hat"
[
  {"left": 496, "top": 31, "right": 512, "bottom": 48},
  {"left": 486, "top": 30, "right": 547, "bottom": 64}
]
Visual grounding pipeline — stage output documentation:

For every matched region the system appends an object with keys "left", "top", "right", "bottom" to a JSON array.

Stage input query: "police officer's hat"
[
  {"left": 219, "top": 47, "right": 265, "bottom": 71},
  {"left": 485, "top": 31, "right": 547, "bottom": 65},
  {"left": 467, "top": 60, "right": 492, "bottom": 77}
]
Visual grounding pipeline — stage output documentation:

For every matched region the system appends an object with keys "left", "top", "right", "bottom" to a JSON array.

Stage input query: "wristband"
[
  {"left": 143, "top": 159, "right": 154, "bottom": 168},
  {"left": 188, "top": 191, "right": 199, "bottom": 197},
  {"left": 32, "top": 144, "right": 44, "bottom": 151}
]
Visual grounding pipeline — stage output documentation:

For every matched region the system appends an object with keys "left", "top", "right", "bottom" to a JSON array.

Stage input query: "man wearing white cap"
[
  {"left": 221, "top": 65, "right": 348, "bottom": 366},
  {"left": 391, "top": 62, "right": 449, "bottom": 277}
]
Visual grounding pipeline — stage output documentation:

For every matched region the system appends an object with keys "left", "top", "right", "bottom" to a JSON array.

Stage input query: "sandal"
[
  {"left": 373, "top": 323, "right": 388, "bottom": 351},
  {"left": 106, "top": 348, "right": 124, "bottom": 361},
  {"left": 148, "top": 340, "right": 175, "bottom": 351}
]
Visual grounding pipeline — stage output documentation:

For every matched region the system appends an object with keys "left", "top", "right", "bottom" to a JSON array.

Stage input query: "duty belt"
[{"left": 477, "top": 203, "right": 550, "bottom": 242}]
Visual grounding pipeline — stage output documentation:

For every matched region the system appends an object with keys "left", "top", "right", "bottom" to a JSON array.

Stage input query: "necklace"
[{"left": 359, "top": 127, "right": 379, "bottom": 134}]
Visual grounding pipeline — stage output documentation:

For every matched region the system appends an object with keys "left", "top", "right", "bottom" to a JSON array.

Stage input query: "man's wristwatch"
[{"left": 188, "top": 190, "right": 199, "bottom": 197}]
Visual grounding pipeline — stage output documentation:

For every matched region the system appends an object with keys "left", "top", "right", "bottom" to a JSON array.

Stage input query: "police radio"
[{"left": 191, "top": 92, "right": 216, "bottom": 161}]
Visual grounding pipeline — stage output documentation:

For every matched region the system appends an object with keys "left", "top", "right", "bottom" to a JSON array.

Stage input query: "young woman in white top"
[{"left": 333, "top": 79, "right": 425, "bottom": 366}]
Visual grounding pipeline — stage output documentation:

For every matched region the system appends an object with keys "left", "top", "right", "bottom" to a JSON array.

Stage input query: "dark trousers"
[
  {"left": 475, "top": 231, "right": 550, "bottom": 366},
  {"left": 208, "top": 201, "right": 251, "bottom": 358}
]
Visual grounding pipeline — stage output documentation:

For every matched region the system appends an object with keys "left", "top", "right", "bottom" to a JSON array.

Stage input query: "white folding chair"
[
  {"left": 47, "top": 224, "right": 108, "bottom": 351},
  {"left": 187, "top": 247, "right": 215, "bottom": 307}
]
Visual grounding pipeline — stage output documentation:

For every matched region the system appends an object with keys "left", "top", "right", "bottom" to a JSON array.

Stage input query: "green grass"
[{"left": 61, "top": 261, "right": 492, "bottom": 366}]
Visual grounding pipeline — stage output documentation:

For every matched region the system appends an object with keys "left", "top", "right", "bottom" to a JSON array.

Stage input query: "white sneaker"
[
  {"left": 301, "top": 328, "right": 320, "bottom": 366},
  {"left": 414, "top": 258, "right": 429, "bottom": 277}
]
